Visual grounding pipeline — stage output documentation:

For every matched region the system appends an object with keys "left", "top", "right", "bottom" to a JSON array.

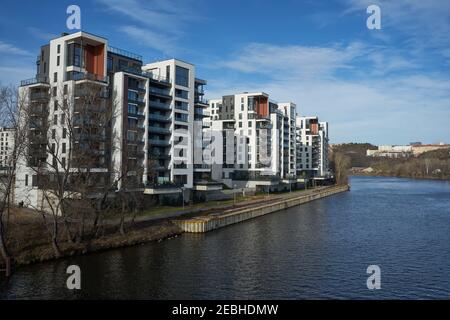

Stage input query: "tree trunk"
[
  {"left": 51, "top": 218, "right": 62, "bottom": 258},
  {"left": 0, "top": 222, "right": 10, "bottom": 265},
  {"left": 119, "top": 200, "right": 126, "bottom": 235}
]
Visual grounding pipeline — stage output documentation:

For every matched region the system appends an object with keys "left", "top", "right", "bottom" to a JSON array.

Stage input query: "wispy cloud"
[
  {"left": 120, "top": 25, "right": 176, "bottom": 54},
  {"left": 27, "top": 27, "right": 57, "bottom": 42},
  {"left": 0, "top": 41, "right": 33, "bottom": 56},
  {"left": 343, "top": 0, "right": 450, "bottom": 49},
  {"left": 223, "top": 42, "right": 366, "bottom": 80},
  {"left": 209, "top": 40, "right": 450, "bottom": 145},
  {"left": 0, "top": 65, "right": 35, "bottom": 86},
  {"left": 96, "top": 0, "right": 204, "bottom": 54}
]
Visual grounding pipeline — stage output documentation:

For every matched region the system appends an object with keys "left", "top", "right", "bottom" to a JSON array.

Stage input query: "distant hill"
[
  {"left": 331, "top": 143, "right": 377, "bottom": 167},
  {"left": 332, "top": 143, "right": 450, "bottom": 180}
]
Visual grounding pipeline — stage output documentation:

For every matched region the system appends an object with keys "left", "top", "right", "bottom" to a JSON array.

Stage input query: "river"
[{"left": 1, "top": 176, "right": 450, "bottom": 299}]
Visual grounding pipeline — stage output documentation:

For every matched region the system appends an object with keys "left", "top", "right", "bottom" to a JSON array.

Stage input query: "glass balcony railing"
[
  {"left": 20, "top": 76, "right": 49, "bottom": 87},
  {"left": 108, "top": 46, "right": 143, "bottom": 61},
  {"left": 149, "top": 139, "right": 171, "bottom": 146},
  {"left": 149, "top": 100, "right": 172, "bottom": 110},
  {"left": 149, "top": 87, "right": 171, "bottom": 97},
  {"left": 149, "top": 114, "right": 171, "bottom": 122},
  {"left": 72, "top": 73, "right": 109, "bottom": 83},
  {"left": 148, "top": 126, "right": 171, "bottom": 134}
]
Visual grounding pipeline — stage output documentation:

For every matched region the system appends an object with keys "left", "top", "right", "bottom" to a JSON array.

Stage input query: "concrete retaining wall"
[{"left": 174, "top": 185, "right": 349, "bottom": 233}]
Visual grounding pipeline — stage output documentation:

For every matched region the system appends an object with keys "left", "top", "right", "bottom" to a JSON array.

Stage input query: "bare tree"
[
  {"left": 330, "top": 151, "right": 351, "bottom": 185},
  {"left": 0, "top": 85, "right": 28, "bottom": 270}
]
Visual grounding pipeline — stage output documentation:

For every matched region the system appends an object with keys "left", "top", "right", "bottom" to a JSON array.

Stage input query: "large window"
[
  {"left": 175, "top": 89, "right": 188, "bottom": 100},
  {"left": 175, "top": 66, "right": 189, "bottom": 87},
  {"left": 67, "top": 43, "right": 82, "bottom": 67}
]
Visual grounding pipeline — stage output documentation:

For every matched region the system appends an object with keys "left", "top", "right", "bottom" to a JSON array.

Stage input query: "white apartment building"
[
  {"left": 0, "top": 127, "right": 14, "bottom": 169},
  {"left": 296, "top": 116, "right": 330, "bottom": 179},
  {"left": 206, "top": 92, "right": 300, "bottom": 190},
  {"left": 14, "top": 31, "right": 216, "bottom": 209}
]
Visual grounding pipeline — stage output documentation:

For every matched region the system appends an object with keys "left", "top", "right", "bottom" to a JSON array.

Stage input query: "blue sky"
[{"left": 1, "top": 0, "right": 449, "bottom": 145}]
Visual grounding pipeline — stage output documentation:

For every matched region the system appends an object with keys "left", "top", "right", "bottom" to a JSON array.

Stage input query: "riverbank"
[
  {"left": 350, "top": 172, "right": 450, "bottom": 181},
  {"left": 1, "top": 185, "right": 344, "bottom": 273},
  {"left": 174, "top": 185, "right": 349, "bottom": 233}
]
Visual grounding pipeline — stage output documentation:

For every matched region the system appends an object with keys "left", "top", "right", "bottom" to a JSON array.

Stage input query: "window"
[
  {"left": 57, "top": 56, "right": 60, "bottom": 67},
  {"left": 62, "top": 143, "right": 66, "bottom": 154},
  {"left": 51, "top": 143, "right": 56, "bottom": 153},
  {"left": 32, "top": 175, "right": 38, "bottom": 187},
  {"left": 54, "top": 72, "right": 58, "bottom": 83},
  {"left": 54, "top": 101, "right": 58, "bottom": 111},
  {"left": 63, "top": 128, "right": 67, "bottom": 139},
  {"left": 107, "top": 57, "right": 113, "bottom": 71},
  {"left": 248, "top": 121, "right": 252, "bottom": 128},
  {"left": 61, "top": 114, "right": 65, "bottom": 125},
  {"left": 57, "top": 44, "right": 61, "bottom": 54},
  {"left": 25, "top": 174, "right": 28, "bottom": 186},
  {"left": 166, "top": 65, "right": 170, "bottom": 80},
  {"left": 175, "top": 66, "right": 189, "bottom": 87},
  {"left": 52, "top": 129, "right": 56, "bottom": 139},
  {"left": 52, "top": 87, "right": 57, "bottom": 97},
  {"left": 175, "top": 89, "right": 188, "bottom": 100},
  {"left": 53, "top": 114, "right": 58, "bottom": 125},
  {"left": 64, "top": 85, "right": 68, "bottom": 95},
  {"left": 62, "top": 157, "right": 66, "bottom": 168}
]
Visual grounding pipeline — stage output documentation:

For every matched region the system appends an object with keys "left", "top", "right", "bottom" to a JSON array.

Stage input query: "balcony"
[
  {"left": 30, "top": 91, "right": 50, "bottom": 101},
  {"left": 20, "top": 76, "right": 49, "bottom": 87},
  {"left": 150, "top": 153, "right": 171, "bottom": 160},
  {"left": 148, "top": 87, "right": 172, "bottom": 99},
  {"left": 194, "top": 97, "right": 209, "bottom": 106},
  {"left": 149, "top": 100, "right": 171, "bottom": 111},
  {"left": 127, "top": 137, "right": 145, "bottom": 146},
  {"left": 149, "top": 114, "right": 171, "bottom": 122},
  {"left": 194, "top": 109, "right": 210, "bottom": 117},
  {"left": 75, "top": 88, "right": 109, "bottom": 99},
  {"left": 148, "top": 126, "right": 171, "bottom": 134},
  {"left": 72, "top": 73, "right": 109, "bottom": 84},
  {"left": 108, "top": 46, "right": 143, "bottom": 62},
  {"left": 128, "top": 96, "right": 145, "bottom": 105},
  {"left": 128, "top": 110, "right": 145, "bottom": 119},
  {"left": 149, "top": 139, "right": 171, "bottom": 146}
]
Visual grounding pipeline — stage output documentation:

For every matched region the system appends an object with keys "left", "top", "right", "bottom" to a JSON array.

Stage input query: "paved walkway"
[{"left": 109, "top": 186, "right": 328, "bottom": 226}]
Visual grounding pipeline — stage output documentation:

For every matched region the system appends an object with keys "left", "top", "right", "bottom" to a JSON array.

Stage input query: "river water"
[{"left": 1, "top": 176, "right": 450, "bottom": 299}]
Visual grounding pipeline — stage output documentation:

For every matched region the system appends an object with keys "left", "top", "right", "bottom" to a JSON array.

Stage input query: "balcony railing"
[
  {"left": 128, "top": 97, "right": 145, "bottom": 105},
  {"left": 148, "top": 126, "right": 171, "bottom": 134},
  {"left": 195, "top": 97, "right": 209, "bottom": 105},
  {"left": 148, "top": 87, "right": 171, "bottom": 97},
  {"left": 30, "top": 92, "right": 50, "bottom": 101},
  {"left": 116, "top": 64, "right": 171, "bottom": 84},
  {"left": 75, "top": 89, "right": 109, "bottom": 99},
  {"left": 149, "top": 100, "right": 171, "bottom": 110},
  {"left": 149, "top": 114, "right": 171, "bottom": 122},
  {"left": 72, "top": 73, "right": 109, "bottom": 84},
  {"left": 108, "top": 46, "right": 143, "bottom": 61},
  {"left": 20, "top": 76, "right": 49, "bottom": 87},
  {"left": 149, "top": 139, "right": 171, "bottom": 146}
]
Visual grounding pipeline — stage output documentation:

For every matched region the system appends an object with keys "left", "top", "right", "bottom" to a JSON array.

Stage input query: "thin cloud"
[
  {"left": 121, "top": 25, "right": 177, "bottom": 54},
  {"left": 96, "top": 0, "right": 204, "bottom": 54},
  {"left": 0, "top": 41, "right": 33, "bottom": 56},
  {"left": 27, "top": 27, "right": 57, "bottom": 42}
]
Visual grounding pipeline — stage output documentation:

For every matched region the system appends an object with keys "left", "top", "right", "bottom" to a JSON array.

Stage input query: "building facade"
[
  {"left": 14, "top": 31, "right": 332, "bottom": 208},
  {"left": 296, "top": 116, "right": 330, "bottom": 179},
  {"left": 0, "top": 127, "right": 14, "bottom": 170}
]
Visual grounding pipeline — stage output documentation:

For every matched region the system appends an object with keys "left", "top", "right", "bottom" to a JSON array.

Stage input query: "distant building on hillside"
[{"left": 367, "top": 143, "right": 449, "bottom": 158}]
